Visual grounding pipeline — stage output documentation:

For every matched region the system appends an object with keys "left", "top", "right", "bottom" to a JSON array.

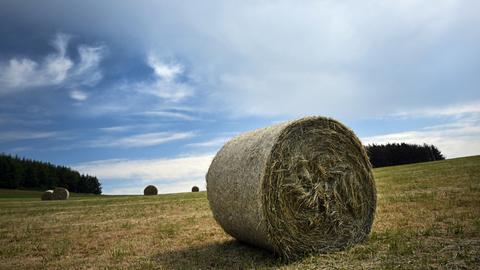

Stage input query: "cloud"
[
  {"left": 186, "top": 136, "right": 231, "bottom": 148},
  {"left": 0, "top": 33, "right": 105, "bottom": 95},
  {"left": 147, "top": 54, "right": 183, "bottom": 82},
  {"left": 73, "top": 154, "right": 214, "bottom": 194},
  {"left": 391, "top": 100, "right": 480, "bottom": 118},
  {"left": 87, "top": 131, "right": 195, "bottom": 148},
  {"left": 4, "top": 1, "right": 476, "bottom": 119},
  {"left": 99, "top": 126, "right": 133, "bottom": 133},
  {"left": 362, "top": 118, "right": 480, "bottom": 159},
  {"left": 69, "top": 89, "right": 88, "bottom": 101},
  {"left": 0, "top": 131, "right": 59, "bottom": 142},
  {"left": 132, "top": 54, "right": 193, "bottom": 102},
  {"left": 141, "top": 110, "right": 195, "bottom": 120}
]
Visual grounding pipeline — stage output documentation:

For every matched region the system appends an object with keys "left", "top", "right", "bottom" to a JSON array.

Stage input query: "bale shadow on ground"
[{"left": 153, "top": 240, "right": 289, "bottom": 269}]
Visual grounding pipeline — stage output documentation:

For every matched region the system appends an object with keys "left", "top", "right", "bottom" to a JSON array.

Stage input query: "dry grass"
[{"left": 0, "top": 156, "right": 479, "bottom": 269}]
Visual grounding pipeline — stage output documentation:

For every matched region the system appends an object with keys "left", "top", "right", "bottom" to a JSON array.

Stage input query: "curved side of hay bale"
[
  {"left": 206, "top": 116, "right": 376, "bottom": 259},
  {"left": 52, "top": 187, "right": 70, "bottom": 200},
  {"left": 191, "top": 186, "right": 199, "bottom": 192},
  {"left": 41, "top": 190, "right": 54, "bottom": 201},
  {"left": 144, "top": 185, "right": 158, "bottom": 195}
]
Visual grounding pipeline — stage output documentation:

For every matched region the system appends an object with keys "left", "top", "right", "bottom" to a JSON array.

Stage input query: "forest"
[
  {"left": 0, "top": 154, "right": 102, "bottom": 194},
  {"left": 365, "top": 143, "right": 445, "bottom": 168}
]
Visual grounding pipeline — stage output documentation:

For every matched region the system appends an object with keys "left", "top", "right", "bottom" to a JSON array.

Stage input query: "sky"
[{"left": 0, "top": 0, "right": 479, "bottom": 194}]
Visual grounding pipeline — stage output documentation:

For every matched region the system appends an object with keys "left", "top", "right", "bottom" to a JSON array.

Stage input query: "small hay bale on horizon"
[
  {"left": 191, "top": 186, "right": 199, "bottom": 192},
  {"left": 206, "top": 116, "right": 377, "bottom": 259},
  {"left": 52, "top": 187, "right": 69, "bottom": 200},
  {"left": 41, "top": 190, "right": 54, "bottom": 201},
  {"left": 144, "top": 185, "right": 158, "bottom": 196}
]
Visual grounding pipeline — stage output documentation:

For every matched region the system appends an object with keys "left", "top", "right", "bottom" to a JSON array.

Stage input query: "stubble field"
[{"left": 0, "top": 156, "right": 479, "bottom": 269}]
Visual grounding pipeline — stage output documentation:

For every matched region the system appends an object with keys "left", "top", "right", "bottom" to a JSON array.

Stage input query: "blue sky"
[{"left": 1, "top": 0, "right": 479, "bottom": 194}]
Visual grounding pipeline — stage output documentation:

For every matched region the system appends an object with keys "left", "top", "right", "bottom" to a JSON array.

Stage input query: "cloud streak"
[
  {"left": 391, "top": 100, "right": 480, "bottom": 118},
  {"left": 0, "top": 131, "right": 60, "bottom": 142},
  {"left": 87, "top": 131, "right": 196, "bottom": 148}
]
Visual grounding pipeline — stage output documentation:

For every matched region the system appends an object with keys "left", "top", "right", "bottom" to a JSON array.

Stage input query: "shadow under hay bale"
[
  {"left": 207, "top": 116, "right": 377, "bottom": 259},
  {"left": 144, "top": 185, "right": 158, "bottom": 196},
  {"left": 191, "top": 186, "right": 199, "bottom": 192},
  {"left": 152, "top": 240, "right": 287, "bottom": 269},
  {"left": 41, "top": 190, "right": 54, "bottom": 201},
  {"left": 52, "top": 187, "right": 69, "bottom": 200}
]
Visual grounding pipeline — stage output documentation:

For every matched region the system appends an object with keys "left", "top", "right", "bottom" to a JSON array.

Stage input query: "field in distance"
[{"left": 0, "top": 156, "right": 479, "bottom": 269}]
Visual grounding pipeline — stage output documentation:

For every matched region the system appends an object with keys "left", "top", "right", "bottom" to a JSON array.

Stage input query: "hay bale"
[
  {"left": 206, "top": 116, "right": 376, "bottom": 259},
  {"left": 41, "top": 190, "right": 54, "bottom": 201},
  {"left": 144, "top": 185, "right": 158, "bottom": 195},
  {"left": 191, "top": 186, "right": 199, "bottom": 192},
  {"left": 52, "top": 187, "right": 69, "bottom": 200}
]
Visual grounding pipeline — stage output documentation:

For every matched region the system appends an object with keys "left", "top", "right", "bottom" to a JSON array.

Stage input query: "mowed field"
[{"left": 0, "top": 156, "right": 479, "bottom": 270}]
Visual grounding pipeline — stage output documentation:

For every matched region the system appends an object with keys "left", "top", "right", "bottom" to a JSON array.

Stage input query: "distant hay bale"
[
  {"left": 144, "top": 185, "right": 158, "bottom": 196},
  {"left": 206, "top": 116, "right": 377, "bottom": 259},
  {"left": 191, "top": 186, "right": 199, "bottom": 192},
  {"left": 41, "top": 190, "right": 54, "bottom": 201},
  {"left": 52, "top": 187, "right": 69, "bottom": 200}
]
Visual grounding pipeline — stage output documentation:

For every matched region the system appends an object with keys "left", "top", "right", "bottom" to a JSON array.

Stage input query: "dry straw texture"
[
  {"left": 144, "top": 185, "right": 158, "bottom": 196},
  {"left": 206, "top": 116, "right": 376, "bottom": 259},
  {"left": 191, "top": 186, "right": 200, "bottom": 192},
  {"left": 52, "top": 187, "right": 69, "bottom": 200},
  {"left": 41, "top": 190, "right": 54, "bottom": 201}
]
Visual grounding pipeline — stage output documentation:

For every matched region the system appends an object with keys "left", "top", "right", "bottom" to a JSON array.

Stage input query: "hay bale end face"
[
  {"left": 206, "top": 116, "right": 377, "bottom": 259},
  {"left": 144, "top": 185, "right": 158, "bottom": 195},
  {"left": 41, "top": 190, "right": 54, "bottom": 201},
  {"left": 52, "top": 187, "right": 70, "bottom": 200},
  {"left": 191, "top": 186, "right": 199, "bottom": 192}
]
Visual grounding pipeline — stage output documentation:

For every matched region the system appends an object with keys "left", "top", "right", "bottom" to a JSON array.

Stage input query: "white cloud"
[
  {"left": 0, "top": 33, "right": 105, "bottom": 95},
  {"left": 362, "top": 119, "right": 480, "bottom": 158},
  {"left": 87, "top": 131, "right": 195, "bottom": 148},
  {"left": 133, "top": 54, "right": 193, "bottom": 102},
  {"left": 99, "top": 126, "right": 133, "bottom": 133},
  {"left": 141, "top": 110, "right": 194, "bottom": 120},
  {"left": 186, "top": 136, "right": 231, "bottom": 148},
  {"left": 391, "top": 101, "right": 480, "bottom": 118},
  {"left": 147, "top": 54, "right": 183, "bottom": 81},
  {"left": 73, "top": 154, "right": 214, "bottom": 194},
  {"left": 71, "top": 45, "right": 105, "bottom": 86},
  {"left": 0, "top": 131, "right": 59, "bottom": 141},
  {"left": 69, "top": 89, "right": 88, "bottom": 101}
]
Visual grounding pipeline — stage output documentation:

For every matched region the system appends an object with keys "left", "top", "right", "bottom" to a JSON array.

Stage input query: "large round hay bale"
[
  {"left": 41, "top": 190, "right": 54, "bottom": 201},
  {"left": 52, "top": 187, "right": 69, "bottom": 200},
  {"left": 206, "top": 116, "right": 376, "bottom": 259},
  {"left": 191, "top": 186, "right": 199, "bottom": 192},
  {"left": 144, "top": 185, "right": 158, "bottom": 195}
]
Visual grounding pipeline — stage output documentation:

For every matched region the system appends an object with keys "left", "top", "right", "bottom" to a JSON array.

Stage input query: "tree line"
[
  {"left": 0, "top": 154, "right": 102, "bottom": 194},
  {"left": 365, "top": 143, "right": 445, "bottom": 168}
]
